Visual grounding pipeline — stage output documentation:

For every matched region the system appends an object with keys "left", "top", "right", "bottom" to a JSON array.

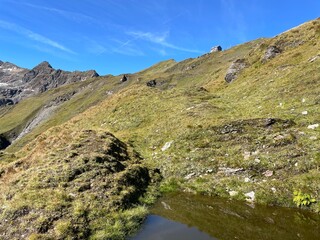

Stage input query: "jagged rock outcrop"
[
  {"left": 262, "top": 46, "right": 282, "bottom": 62},
  {"left": 210, "top": 46, "right": 222, "bottom": 53},
  {"left": 225, "top": 59, "right": 248, "bottom": 83},
  {"left": 146, "top": 79, "right": 157, "bottom": 87},
  {"left": 120, "top": 74, "right": 128, "bottom": 82},
  {"left": 0, "top": 60, "right": 99, "bottom": 105},
  {"left": 0, "top": 98, "right": 14, "bottom": 107}
]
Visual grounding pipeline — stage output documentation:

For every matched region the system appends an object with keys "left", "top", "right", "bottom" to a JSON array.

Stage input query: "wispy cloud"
[
  {"left": 22, "top": 2, "right": 95, "bottom": 24},
  {"left": 0, "top": 19, "right": 75, "bottom": 54},
  {"left": 86, "top": 40, "right": 108, "bottom": 55},
  {"left": 126, "top": 31, "right": 202, "bottom": 53},
  {"left": 112, "top": 39, "right": 144, "bottom": 56}
]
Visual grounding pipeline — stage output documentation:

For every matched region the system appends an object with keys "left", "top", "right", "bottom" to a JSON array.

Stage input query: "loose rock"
[
  {"left": 146, "top": 79, "right": 157, "bottom": 87},
  {"left": 307, "top": 124, "right": 319, "bottom": 129},
  {"left": 225, "top": 59, "right": 248, "bottom": 83},
  {"left": 262, "top": 46, "right": 281, "bottom": 62},
  {"left": 161, "top": 141, "right": 173, "bottom": 151},
  {"left": 245, "top": 191, "right": 255, "bottom": 202}
]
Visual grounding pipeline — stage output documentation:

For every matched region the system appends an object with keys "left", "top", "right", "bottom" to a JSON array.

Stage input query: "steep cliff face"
[{"left": 0, "top": 61, "right": 98, "bottom": 106}]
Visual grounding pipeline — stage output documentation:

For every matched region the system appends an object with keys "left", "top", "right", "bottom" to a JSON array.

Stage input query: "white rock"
[
  {"left": 307, "top": 124, "right": 319, "bottom": 130},
  {"left": 243, "top": 151, "right": 251, "bottom": 160},
  {"left": 295, "top": 162, "right": 298, "bottom": 167},
  {"left": 301, "top": 111, "right": 308, "bottom": 115},
  {"left": 254, "top": 158, "right": 261, "bottom": 163},
  {"left": 302, "top": 98, "right": 306, "bottom": 103},
  {"left": 263, "top": 170, "right": 274, "bottom": 177},
  {"left": 271, "top": 187, "right": 276, "bottom": 193},
  {"left": 184, "top": 172, "right": 196, "bottom": 180},
  {"left": 229, "top": 190, "right": 238, "bottom": 197},
  {"left": 161, "top": 141, "right": 173, "bottom": 151},
  {"left": 252, "top": 150, "right": 259, "bottom": 156},
  {"left": 161, "top": 201, "right": 172, "bottom": 210},
  {"left": 245, "top": 191, "right": 255, "bottom": 202},
  {"left": 206, "top": 169, "right": 213, "bottom": 173},
  {"left": 244, "top": 177, "right": 251, "bottom": 183}
]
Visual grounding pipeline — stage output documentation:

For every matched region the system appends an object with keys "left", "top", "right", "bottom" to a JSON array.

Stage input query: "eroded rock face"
[
  {"left": 0, "top": 60, "right": 99, "bottom": 105},
  {"left": 262, "top": 46, "right": 282, "bottom": 62},
  {"left": 0, "top": 98, "right": 14, "bottom": 107},
  {"left": 225, "top": 59, "right": 248, "bottom": 83},
  {"left": 146, "top": 79, "right": 157, "bottom": 87}
]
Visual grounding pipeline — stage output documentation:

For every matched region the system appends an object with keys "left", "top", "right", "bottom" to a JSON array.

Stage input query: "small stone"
[
  {"left": 310, "top": 136, "right": 317, "bottom": 140},
  {"left": 243, "top": 151, "right": 251, "bottom": 160},
  {"left": 245, "top": 191, "right": 255, "bottom": 202},
  {"left": 252, "top": 150, "right": 259, "bottom": 156},
  {"left": 254, "top": 158, "right": 261, "bottom": 163},
  {"left": 302, "top": 98, "right": 306, "bottom": 103},
  {"left": 307, "top": 124, "right": 319, "bottom": 129},
  {"left": 294, "top": 162, "right": 298, "bottom": 167},
  {"left": 184, "top": 172, "right": 196, "bottom": 180},
  {"left": 161, "top": 201, "right": 172, "bottom": 210},
  {"left": 161, "top": 141, "right": 173, "bottom": 151},
  {"left": 263, "top": 170, "right": 273, "bottom": 177},
  {"left": 206, "top": 169, "right": 213, "bottom": 173},
  {"left": 244, "top": 177, "right": 251, "bottom": 183},
  {"left": 229, "top": 190, "right": 238, "bottom": 197},
  {"left": 301, "top": 111, "right": 308, "bottom": 115},
  {"left": 274, "top": 135, "right": 284, "bottom": 141},
  {"left": 271, "top": 187, "right": 276, "bottom": 193}
]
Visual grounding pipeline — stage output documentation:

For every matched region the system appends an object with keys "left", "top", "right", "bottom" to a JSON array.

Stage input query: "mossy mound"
[{"left": 0, "top": 128, "right": 159, "bottom": 239}]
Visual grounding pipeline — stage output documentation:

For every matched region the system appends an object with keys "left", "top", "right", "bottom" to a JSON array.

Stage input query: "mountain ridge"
[{"left": 0, "top": 60, "right": 99, "bottom": 107}]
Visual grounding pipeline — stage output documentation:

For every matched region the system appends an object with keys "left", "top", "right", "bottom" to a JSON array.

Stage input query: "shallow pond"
[{"left": 131, "top": 193, "right": 320, "bottom": 240}]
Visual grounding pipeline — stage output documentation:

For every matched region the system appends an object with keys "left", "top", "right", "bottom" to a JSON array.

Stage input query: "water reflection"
[
  {"left": 131, "top": 215, "right": 216, "bottom": 240},
  {"left": 132, "top": 192, "right": 320, "bottom": 240}
]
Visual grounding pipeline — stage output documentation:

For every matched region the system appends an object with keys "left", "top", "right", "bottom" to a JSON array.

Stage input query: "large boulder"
[
  {"left": 210, "top": 46, "right": 222, "bottom": 53},
  {"left": 0, "top": 98, "right": 14, "bottom": 107},
  {"left": 262, "top": 46, "right": 282, "bottom": 62},
  {"left": 120, "top": 74, "right": 128, "bottom": 82},
  {"left": 225, "top": 59, "right": 248, "bottom": 83},
  {"left": 146, "top": 79, "right": 157, "bottom": 87}
]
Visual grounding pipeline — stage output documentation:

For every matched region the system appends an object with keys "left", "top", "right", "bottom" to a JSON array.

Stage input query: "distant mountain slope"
[{"left": 0, "top": 60, "right": 98, "bottom": 106}]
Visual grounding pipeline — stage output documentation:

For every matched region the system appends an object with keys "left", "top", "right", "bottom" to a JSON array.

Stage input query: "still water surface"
[{"left": 131, "top": 193, "right": 320, "bottom": 240}]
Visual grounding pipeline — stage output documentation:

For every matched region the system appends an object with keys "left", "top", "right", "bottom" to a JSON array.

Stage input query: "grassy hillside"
[{"left": 0, "top": 18, "right": 319, "bottom": 239}]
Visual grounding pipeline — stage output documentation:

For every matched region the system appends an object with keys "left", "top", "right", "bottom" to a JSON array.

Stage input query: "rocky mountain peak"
[{"left": 33, "top": 61, "right": 53, "bottom": 71}]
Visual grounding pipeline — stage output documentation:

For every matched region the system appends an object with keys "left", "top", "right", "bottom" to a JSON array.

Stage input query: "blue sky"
[{"left": 0, "top": 0, "right": 319, "bottom": 75}]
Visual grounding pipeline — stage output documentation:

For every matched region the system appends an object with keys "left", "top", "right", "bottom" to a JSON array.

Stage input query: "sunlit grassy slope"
[{"left": 0, "top": 18, "right": 319, "bottom": 239}]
